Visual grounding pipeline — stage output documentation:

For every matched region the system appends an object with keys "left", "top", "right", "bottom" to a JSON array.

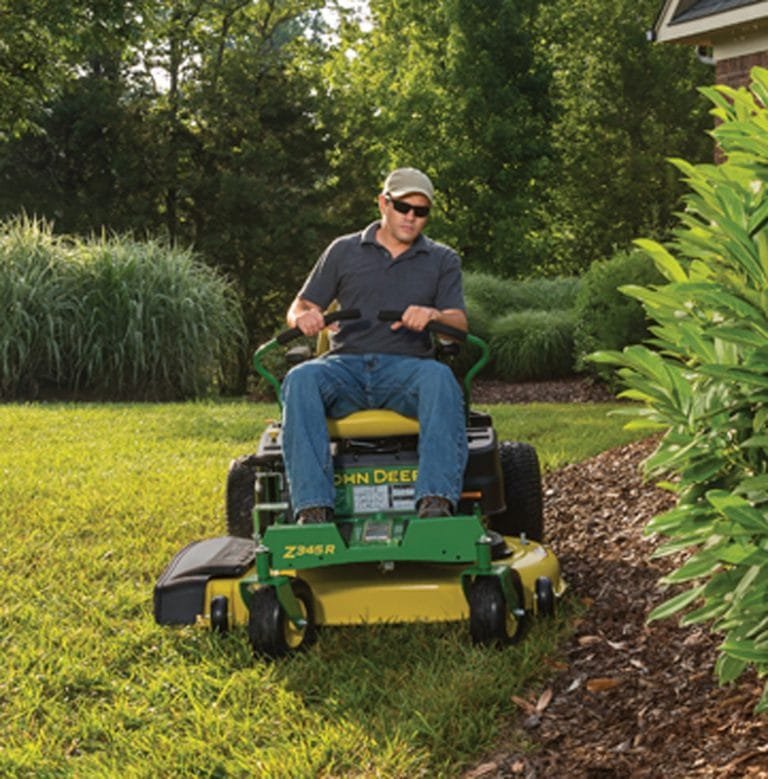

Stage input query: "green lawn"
[{"left": 0, "top": 401, "right": 644, "bottom": 778}]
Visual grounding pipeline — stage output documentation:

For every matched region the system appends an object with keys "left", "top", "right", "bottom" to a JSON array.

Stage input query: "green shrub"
[
  {"left": 490, "top": 309, "right": 575, "bottom": 381},
  {"left": 573, "top": 249, "right": 665, "bottom": 381},
  {"left": 0, "top": 216, "right": 245, "bottom": 399},
  {"left": 592, "top": 67, "right": 768, "bottom": 712},
  {"left": 463, "top": 271, "right": 580, "bottom": 316}
]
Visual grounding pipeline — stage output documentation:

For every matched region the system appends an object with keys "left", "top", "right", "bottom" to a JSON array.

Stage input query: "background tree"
[
  {"left": 0, "top": 0, "right": 717, "bottom": 387},
  {"left": 0, "top": 0, "right": 335, "bottom": 371},
  {"left": 533, "top": 0, "right": 713, "bottom": 274},
  {"left": 323, "top": 0, "right": 550, "bottom": 277}
]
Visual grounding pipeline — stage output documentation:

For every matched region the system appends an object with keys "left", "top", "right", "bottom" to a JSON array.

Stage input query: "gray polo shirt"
[{"left": 299, "top": 222, "right": 465, "bottom": 357}]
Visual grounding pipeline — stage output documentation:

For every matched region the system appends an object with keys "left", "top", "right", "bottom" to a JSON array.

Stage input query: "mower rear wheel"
[
  {"left": 248, "top": 578, "right": 317, "bottom": 658},
  {"left": 226, "top": 455, "right": 259, "bottom": 538},
  {"left": 468, "top": 574, "right": 525, "bottom": 646},
  {"left": 489, "top": 441, "right": 543, "bottom": 541}
]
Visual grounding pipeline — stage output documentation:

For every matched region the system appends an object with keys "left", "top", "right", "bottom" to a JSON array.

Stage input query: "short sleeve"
[{"left": 434, "top": 249, "right": 465, "bottom": 312}]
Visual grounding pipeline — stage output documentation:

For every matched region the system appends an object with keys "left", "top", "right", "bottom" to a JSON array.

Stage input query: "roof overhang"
[{"left": 653, "top": 0, "right": 768, "bottom": 51}]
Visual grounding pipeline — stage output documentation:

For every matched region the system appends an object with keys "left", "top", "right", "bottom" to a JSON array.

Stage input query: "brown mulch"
[
  {"left": 462, "top": 397, "right": 768, "bottom": 778},
  {"left": 471, "top": 376, "right": 617, "bottom": 405}
]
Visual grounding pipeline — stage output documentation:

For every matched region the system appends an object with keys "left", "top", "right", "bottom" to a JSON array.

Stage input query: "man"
[{"left": 282, "top": 167, "right": 469, "bottom": 524}]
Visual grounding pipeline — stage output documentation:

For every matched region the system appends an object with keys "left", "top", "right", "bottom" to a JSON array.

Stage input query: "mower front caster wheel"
[
  {"left": 248, "top": 578, "right": 317, "bottom": 659},
  {"left": 535, "top": 576, "right": 556, "bottom": 618},
  {"left": 468, "top": 575, "right": 525, "bottom": 647},
  {"left": 210, "top": 595, "right": 229, "bottom": 633}
]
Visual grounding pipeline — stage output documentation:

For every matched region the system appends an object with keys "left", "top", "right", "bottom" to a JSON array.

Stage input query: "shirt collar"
[{"left": 361, "top": 222, "right": 429, "bottom": 254}]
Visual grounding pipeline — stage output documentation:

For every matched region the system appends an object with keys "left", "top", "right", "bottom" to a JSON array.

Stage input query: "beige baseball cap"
[{"left": 382, "top": 167, "right": 435, "bottom": 203}]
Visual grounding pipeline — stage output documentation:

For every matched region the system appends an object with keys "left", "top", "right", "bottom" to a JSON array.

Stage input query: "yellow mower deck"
[{"left": 200, "top": 534, "right": 565, "bottom": 629}]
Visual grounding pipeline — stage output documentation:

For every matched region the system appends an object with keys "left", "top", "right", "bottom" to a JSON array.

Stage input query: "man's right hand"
[{"left": 294, "top": 308, "right": 326, "bottom": 337}]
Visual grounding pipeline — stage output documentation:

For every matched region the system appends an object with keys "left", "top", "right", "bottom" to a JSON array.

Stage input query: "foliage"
[
  {"left": 0, "top": 216, "right": 244, "bottom": 399},
  {"left": 464, "top": 272, "right": 580, "bottom": 317},
  {"left": 592, "top": 68, "right": 768, "bottom": 712},
  {"left": 0, "top": 0, "right": 334, "bottom": 363},
  {"left": 325, "top": 0, "right": 551, "bottom": 276},
  {"left": 458, "top": 273, "right": 580, "bottom": 379},
  {"left": 490, "top": 309, "right": 575, "bottom": 382},
  {"left": 0, "top": 401, "right": 637, "bottom": 776},
  {"left": 573, "top": 249, "right": 665, "bottom": 381},
  {"left": 0, "top": 0, "right": 96, "bottom": 138},
  {"left": 0, "top": 0, "right": 718, "bottom": 376},
  {"left": 532, "top": 0, "right": 713, "bottom": 274}
]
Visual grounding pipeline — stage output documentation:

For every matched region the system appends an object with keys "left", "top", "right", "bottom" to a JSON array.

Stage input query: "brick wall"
[
  {"left": 716, "top": 50, "right": 768, "bottom": 87},
  {"left": 712, "top": 50, "right": 768, "bottom": 161}
]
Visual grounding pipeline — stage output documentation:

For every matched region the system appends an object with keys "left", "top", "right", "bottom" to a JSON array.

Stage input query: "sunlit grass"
[
  {"left": 488, "top": 401, "right": 641, "bottom": 472},
  {"left": 0, "top": 401, "right": 641, "bottom": 777}
]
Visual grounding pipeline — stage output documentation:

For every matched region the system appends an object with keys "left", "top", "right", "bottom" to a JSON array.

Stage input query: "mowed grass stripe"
[{"left": 0, "top": 401, "right": 641, "bottom": 777}]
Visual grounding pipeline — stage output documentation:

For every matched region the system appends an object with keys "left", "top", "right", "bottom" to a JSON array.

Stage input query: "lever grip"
[
  {"left": 276, "top": 308, "right": 361, "bottom": 345},
  {"left": 377, "top": 309, "right": 467, "bottom": 342}
]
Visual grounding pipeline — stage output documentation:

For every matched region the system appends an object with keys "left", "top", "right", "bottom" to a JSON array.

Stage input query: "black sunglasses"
[{"left": 385, "top": 195, "right": 430, "bottom": 218}]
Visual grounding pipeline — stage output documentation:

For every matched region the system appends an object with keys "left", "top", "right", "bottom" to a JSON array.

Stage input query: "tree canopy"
[{"left": 0, "top": 0, "right": 714, "bottom": 375}]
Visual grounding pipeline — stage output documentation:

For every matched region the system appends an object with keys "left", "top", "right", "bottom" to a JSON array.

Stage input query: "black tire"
[
  {"left": 468, "top": 574, "right": 525, "bottom": 646},
  {"left": 535, "top": 576, "right": 555, "bottom": 618},
  {"left": 489, "top": 441, "right": 544, "bottom": 542},
  {"left": 225, "top": 454, "right": 259, "bottom": 538},
  {"left": 210, "top": 595, "right": 229, "bottom": 633},
  {"left": 248, "top": 578, "right": 317, "bottom": 659}
]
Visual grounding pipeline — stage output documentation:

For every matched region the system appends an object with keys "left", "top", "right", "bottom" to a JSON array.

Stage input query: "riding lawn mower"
[{"left": 154, "top": 310, "right": 565, "bottom": 657}]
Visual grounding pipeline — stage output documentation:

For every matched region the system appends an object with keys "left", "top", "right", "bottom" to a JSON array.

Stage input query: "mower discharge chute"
[{"left": 154, "top": 309, "right": 565, "bottom": 657}]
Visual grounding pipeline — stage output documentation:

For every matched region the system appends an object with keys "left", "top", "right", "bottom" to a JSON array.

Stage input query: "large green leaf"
[
  {"left": 647, "top": 584, "right": 706, "bottom": 622},
  {"left": 719, "top": 639, "right": 768, "bottom": 665},
  {"left": 634, "top": 238, "right": 688, "bottom": 282}
]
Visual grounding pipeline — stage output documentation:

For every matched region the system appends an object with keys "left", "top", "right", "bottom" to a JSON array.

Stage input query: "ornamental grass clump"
[
  {"left": 490, "top": 309, "right": 575, "bottom": 381},
  {"left": 592, "top": 67, "right": 768, "bottom": 711},
  {"left": 0, "top": 216, "right": 73, "bottom": 396},
  {"left": 463, "top": 271, "right": 580, "bottom": 316},
  {"left": 0, "top": 217, "right": 245, "bottom": 399}
]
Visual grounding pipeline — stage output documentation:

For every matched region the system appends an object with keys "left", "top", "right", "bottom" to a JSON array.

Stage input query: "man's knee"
[
  {"left": 417, "top": 360, "right": 460, "bottom": 394},
  {"left": 283, "top": 359, "right": 327, "bottom": 400}
]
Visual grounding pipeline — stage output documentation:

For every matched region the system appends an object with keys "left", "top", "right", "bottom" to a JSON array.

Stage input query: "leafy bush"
[
  {"left": 490, "top": 309, "right": 575, "bottom": 381},
  {"left": 592, "top": 68, "right": 768, "bottom": 711},
  {"left": 573, "top": 249, "right": 665, "bottom": 381},
  {"left": 0, "top": 216, "right": 245, "bottom": 399},
  {"left": 463, "top": 271, "right": 580, "bottom": 316}
]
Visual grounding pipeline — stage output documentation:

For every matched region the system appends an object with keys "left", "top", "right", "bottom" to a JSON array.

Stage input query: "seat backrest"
[{"left": 326, "top": 409, "right": 419, "bottom": 438}]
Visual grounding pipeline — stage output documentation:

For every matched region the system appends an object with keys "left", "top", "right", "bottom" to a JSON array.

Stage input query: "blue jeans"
[{"left": 281, "top": 353, "right": 469, "bottom": 514}]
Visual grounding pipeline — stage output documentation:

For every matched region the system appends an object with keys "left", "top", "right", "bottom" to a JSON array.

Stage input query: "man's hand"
[
  {"left": 390, "top": 306, "right": 467, "bottom": 334},
  {"left": 294, "top": 308, "right": 326, "bottom": 337},
  {"left": 287, "top": 296, "right": 332, "bottom": 337},
  {"left": 389, "top": 305, "right": 438, "bottom": 333}
]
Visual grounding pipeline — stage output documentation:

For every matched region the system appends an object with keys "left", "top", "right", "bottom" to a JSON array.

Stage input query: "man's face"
[{"left": 378, "top": 192, "right": 431, "bottom": 246}]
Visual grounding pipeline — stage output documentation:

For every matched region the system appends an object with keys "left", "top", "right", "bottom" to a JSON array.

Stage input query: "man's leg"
[
  {"left": 372, "top": 355, "right": 468, "bottom": 511},
  {"left": 281, "top": 355, "right": 366, "bottom": 519}
]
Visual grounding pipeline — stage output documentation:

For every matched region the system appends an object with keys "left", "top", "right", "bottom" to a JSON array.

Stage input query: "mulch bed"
[
  {"left": 471, "top": 377, "right": 617, "bottom": 405},
  {"left": 464, "top": 437, "right": 768, "bottom": 779}
]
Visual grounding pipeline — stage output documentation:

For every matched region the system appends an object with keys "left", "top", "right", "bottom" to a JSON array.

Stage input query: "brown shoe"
[
  {"left": 417, "top": 496, "right": 453, "bottom": 518},
  {"left": 297, "top": 506, "right": 333, "bottom": 525}
]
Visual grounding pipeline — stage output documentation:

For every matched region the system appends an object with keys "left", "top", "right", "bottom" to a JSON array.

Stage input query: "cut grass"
[
  {"left": 488, "top": 402, "right": 641, "bottom": 472},
  {"left": 0, "top": 401, "right": 644, "bottom": 777}
]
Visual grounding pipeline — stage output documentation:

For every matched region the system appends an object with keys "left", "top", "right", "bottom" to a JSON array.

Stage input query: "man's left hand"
[{"left": 390, "top": 305, "right": 439, "bottom": 332}]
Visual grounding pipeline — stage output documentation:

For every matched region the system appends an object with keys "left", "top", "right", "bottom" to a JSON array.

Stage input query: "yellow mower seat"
[{"left": 326, "top": 409, "right": 420, "bottom": 438}]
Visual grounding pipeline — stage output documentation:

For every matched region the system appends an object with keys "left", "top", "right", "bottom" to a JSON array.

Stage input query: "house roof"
[
  {"left": 653, "top": 0, "right": 768, "bottom": 47},
  {"left": 673, "top": 0, "right": 762, "bottom": 24}
]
